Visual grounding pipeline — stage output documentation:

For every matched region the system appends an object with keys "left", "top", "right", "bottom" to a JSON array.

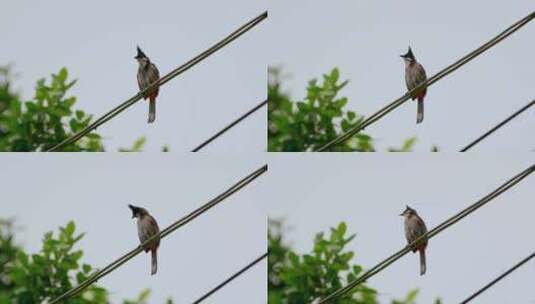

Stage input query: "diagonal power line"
[
  {"left": 460, "top": 99, "right": 534, "bottom": 152},
  {"left": 46, "top": 11, "right": 268, "bottom": 152},
  {"left": 460, "top": 251, "right": 535, "bottom": 303},
  {"left": 49, "top": 164, "right": 268, "bottom": 304},
  {"left": 192, "top": 99, "right": 268, "bottom": 152},
  {"left": 192, "top": 252, "right": 268, "bottom": 303},
  {"left": 318, "top": 163, "right": 534, "bottom": 304},
  {"left": 316, "top": 11, "right": 534, "bottom": 152}
]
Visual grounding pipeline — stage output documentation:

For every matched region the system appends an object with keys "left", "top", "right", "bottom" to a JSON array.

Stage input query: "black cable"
[
  {"left": 46, "top": 11, "right": 268, "bottom": 152},
  {"left": 192, "top": 99, "right": 267, "bottom": 152},
  {"left": 316, "top": 11, "right": 534, "bottom": 152},
  {"left": 460, "top": 99, "right": 534, "bottom": 152},
  {"left": 192, "top": 252, "right": 268, "bottom": 303},
  {"left": 318, "top": 164, "right": 534, "bottom": 303},
  {"left": 460, "top": 252, "right": 535, "bottom": 303},
  {"left": 49, "top": 165, "right": 268, "bottom": 303}
]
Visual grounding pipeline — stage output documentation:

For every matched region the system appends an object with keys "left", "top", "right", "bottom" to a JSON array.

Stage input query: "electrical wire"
[
  {"left": 192, "top": 99, "right": 267, "bottom": 152},
  {"left": 459, "top": 252, "right": 535, "bottom": 303},
  {"left": 316, "top": 11, "right": 534, "bottom": 152},
  {"left": 46, "top": 11, "right": 268, "bottom": 152},
  {"left": 318, "top": 163, "right": 534, "bottom": 303},
  {"left": 49, "top": 164, "right": 268, "bottom": 304},
  {"left": 192, "top": 252, "right": 268, "bottom": 303},
  {"left": 460, "top": 99, "right": 534, "bottom": 152}
]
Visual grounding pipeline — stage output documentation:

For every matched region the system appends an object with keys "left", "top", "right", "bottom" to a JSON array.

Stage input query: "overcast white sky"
[
  {"left": 2, "top": 155, "right": 267, "bottom": 303},
  {"left": 264, "top": 154, "right": 535, "bottom": 303},
  {"left": 269, "top": 0, "right": 534, "bottom": 152},
  {"left": 1, "top": 0, "right": 267, "bottom": 152}
]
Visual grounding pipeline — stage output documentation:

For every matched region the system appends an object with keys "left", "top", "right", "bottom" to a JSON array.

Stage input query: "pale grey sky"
[
  {"left": 269, "top": 0, "right": 534, "bottom": 152},
  {"left": 1, "top": 0, "right": 267, "bottom": 152},
  {"left": 2, "top": 155, "right": 267, "bottom": 303},
  {"left": 2, "top": 2, "right": 535, "bottom": 304},
  {"left": 264, "top": 154, "right": 535, "bottom": 303}
]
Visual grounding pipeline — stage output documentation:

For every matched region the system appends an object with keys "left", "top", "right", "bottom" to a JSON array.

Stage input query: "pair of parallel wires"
[
  {"left": 46, "top": 12, "right": 268, "bottom": 152},
  {"left": 316, "top": 12, "right": 535, "bottom": 303},
  {"left": 46, "top": 11, "right": 533, "bottom": 153},
  {"left": 49, "top": 11, "right": 269, "bottom": 303},
  {"left": 316, "top": 11, "right": 534, "bottom": 152},
  {"left": 49, "top": 9, "right": 534, "bottom": 304},
  {"left": 50, "top": 165, "right": 269, "bottom": 303},
  {"left": 318, "top": 164, "right": 534, "bottom": 303}
]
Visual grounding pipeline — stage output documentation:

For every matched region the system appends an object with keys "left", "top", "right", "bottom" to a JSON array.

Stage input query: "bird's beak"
[{"left": 399, "top": 212, "right": 404, "bottom": 216}]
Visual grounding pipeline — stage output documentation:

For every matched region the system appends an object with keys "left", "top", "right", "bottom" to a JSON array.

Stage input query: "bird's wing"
[
  {"left": 406, "top": 217, "right": 427, "bottom": 240},
  {"left": 417, "top": 216, "right": 428, "bottom": 233},
  {"left": 145, "top": 215, "right": 161, "bottom": 248},
  {"left": 146, "top": 215, "right": 160, "bottom": 234},
  {"left": 415, "top": 63, "right": 427, "bottom": 84},
  {"left": 406, "top": 64, "right": 427, "bottom": 89},
  {"left": 147, "top": 64, "right": 160, "bottom": 87},
  {"left": 137, "top": 70, "right": 148, "bottom": 91}
]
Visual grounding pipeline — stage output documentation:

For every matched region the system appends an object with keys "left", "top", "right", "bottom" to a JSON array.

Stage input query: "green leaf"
[
  {"left": 288, "top": 252, "right": 299, "bottom": 267},
  {"left": 57, "top": 68, "right": 68, "bottom": 83},
  {"left": 334, "top": 98, "right": 348, "bottom": 109},
  {"left": 337, "top": 222, "right": 347, "bottom": 237},
  {"left": 63, "top": 97, "right": 76, "bottom": 108},
  {"left": 82, "top": 264, "right": 92, "bottom": 273},
  {"left": 17, "top": 251, "right": 29, "bottom": 267},
  {"left": 65, "top": 221, "right": 75, "bottom": 237},
  {"left": 25, "top": 102, "right": 37, "bottom": 112},
  {"left": 32, "top": 254, "right": 45, "bottom": 266},
  {"left": 402, "top": 137, "right": 417, "bottom": 151},
  {"left": 407, "top": 289, "right": 419, "bottom": 302},
  {"left": 118, "top": 136, "right": 147, "bottom": 152},
  {"left": 330, "top": 68, "right": 339, "bottom": 83},
  {"left": 76, "top": 271, "right": 87, "bottom": 284},
  {"left": 75, "top": 110, "right": 84, "bottom": 120}
]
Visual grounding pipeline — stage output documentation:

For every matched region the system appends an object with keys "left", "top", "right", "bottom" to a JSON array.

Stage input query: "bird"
[
  {"left": 400, "top": 205, "right": 428, "bottom": 275},
  {"left": 135, "top": 46, "right": 161, "bottom": 123},
  {"left": 128, "top": 204, "right": 160, "bottom": 275},
  {"left": 400, "top": 47, "right": 428, "bottom": 124}
]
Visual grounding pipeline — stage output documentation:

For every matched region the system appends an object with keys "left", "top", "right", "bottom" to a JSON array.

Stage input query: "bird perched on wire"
[
  {"left": 400, "top": 47, "right": 428, "bottom": 124},
  {"left": 400, "top": 205, "right": 428, "bottom": 275},
  {"left": 128, "top": 204, "right": 161, "bottom": 275},
  {"left": 135, "top": 46, "right": 160, "bottom": 123}
]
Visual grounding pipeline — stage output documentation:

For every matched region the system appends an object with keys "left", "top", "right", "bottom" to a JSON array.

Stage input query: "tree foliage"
[
  {"left": 268, "top": 68, "right": 417, "bottom": 152},
  {"left": 0, "top": 66, "right": 157, "bottom": 152},
  {"left": 119, "top": 136, "right": 147, "bottom": 152},
  {"left": 268, "top": 220, "right": 441, "bottom": 304},
  {"left": 268, "top": 68, "right": 374, "bottom": 152},
  {"left": 0, "top": 219, "right": 173, "bottom": 304},
  {"left": 0, "top": 66, "right": 103, "bottom": 151}
]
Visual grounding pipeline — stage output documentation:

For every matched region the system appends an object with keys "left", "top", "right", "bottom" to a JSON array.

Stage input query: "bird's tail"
[
  {"left": 416, "top": 98, "right": 424, "bottom": 124},
  {"left": 148, "top": 98, "right": 156, "bottom": 124},
  {"left": 151, "top": 248, "right": 158, "bottom": 275},
  {"left": 419, "top": 248, "right": 426, "bottom": 275}
]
